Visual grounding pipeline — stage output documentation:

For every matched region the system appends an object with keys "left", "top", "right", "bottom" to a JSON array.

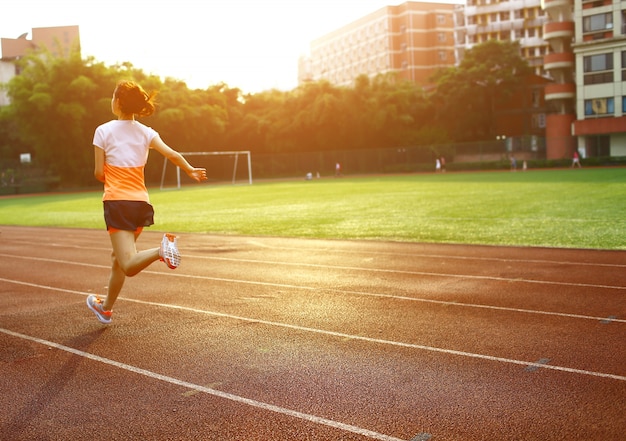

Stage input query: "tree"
[
  {"left": 430, "top": 40, "right": 531, "bottom": 142},
  {"left": 4, "top": 49, "right": 236, "bottom": 187},
  {"left": 2, "top": 41, "right": 531, "bottom": 187},
  {"left": 5, "top": 47, "right": 126, "bottom": 186}
]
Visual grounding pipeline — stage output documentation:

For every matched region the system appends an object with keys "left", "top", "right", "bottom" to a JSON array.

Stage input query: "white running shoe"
[
  {"left": 159, "top": 233, "right": 180, "bottom": 269},
  {"left": 86, "top": 295, "right": 112, "bottom": 324}
]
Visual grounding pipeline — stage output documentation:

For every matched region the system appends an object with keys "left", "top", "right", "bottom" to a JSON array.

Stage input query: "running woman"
[{"left": 87, "top": 80, "right": 207, "bottom": 324}]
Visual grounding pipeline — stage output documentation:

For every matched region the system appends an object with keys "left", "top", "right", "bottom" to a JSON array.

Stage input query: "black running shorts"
[{"left": 103, "top": 200, "right": 155, "bottom": 232}]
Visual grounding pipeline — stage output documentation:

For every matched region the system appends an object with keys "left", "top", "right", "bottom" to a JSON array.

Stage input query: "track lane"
[{"left": 1, "top": 226, "right": 625, "bottom": 440}]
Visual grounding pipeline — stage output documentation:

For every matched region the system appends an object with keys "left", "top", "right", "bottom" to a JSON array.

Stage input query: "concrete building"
[
  {"left": 300, "top": 1, "right": 457, "bottom": 87},
  {"left": 570, "top": 0, "right": 626, "bottom": 158},
  {"left": 541, "top": 0, "right": 626, "bottom": 159},
  {"left": 0, "top": 25, "right": 80, "bottom": 105},
  {"left": 454, "top": 0, "right": 550, "bottom": 77},
  {"left": 541, "top": 0, "right": 577, "bottom": 159}
]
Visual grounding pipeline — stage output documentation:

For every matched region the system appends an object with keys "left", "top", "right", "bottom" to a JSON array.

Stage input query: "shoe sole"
[{"left": 161, "top": 233, "right": 180, "bottom": 269}]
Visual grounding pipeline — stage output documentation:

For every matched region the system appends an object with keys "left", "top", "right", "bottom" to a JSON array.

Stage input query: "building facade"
[
  {"left": 0, "top": 26, "right": 80, "bottom": 106},
  {"left": 300, "top": 2, "right": 457, "bottom": 87},
  {"left": 571, "top": 0, "right": 626, "bottom": 157},
  {"left": 541, "top": 0, "right": 577, "bottom": 159},
  {"left": 454, "top": 0, "right": 550, "bottom": 77}
]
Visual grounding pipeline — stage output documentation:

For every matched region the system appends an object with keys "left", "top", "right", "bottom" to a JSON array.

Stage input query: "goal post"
[{"left": 160, "top": 151, "right": 252, "bottom": 190}]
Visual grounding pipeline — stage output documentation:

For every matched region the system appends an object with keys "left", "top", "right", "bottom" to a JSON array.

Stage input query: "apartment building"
[
  {"left": 542, "top": 0, "right": 577, "bottom": 159},
  {"left": 455, "top": 0, "right": 550, "bottom": 76},
  {"left": 571, "top": 0, "right": 626, "bottom": 157},
  {"left": 0, "top": 26, "right": 80, "bottom": 105},
  {"left": 541, "top": 0, "right": 626, "bottom": 158},
  {"left": 300, "top": 1, "right": 457, "bottom": 87}
]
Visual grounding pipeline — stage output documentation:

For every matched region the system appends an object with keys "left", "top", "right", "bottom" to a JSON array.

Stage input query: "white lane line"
[
  {"left": 1, "top": 278, "right": 625, "bottom": 382},
  {"left": 0, "top": 328, "right": 405, "bottom": 441},
  {"left": 1, "top": 254, "right": 625, "bottom": 324},
  {"left": 2, "top": 252, "right": 624, "bottom": 292},
  {"left": 0, "top": 253, "right": 626, "bottom": 323},
  {"left": 205, "top": 249, "right": 626, "bottom": 269},
  {"left": 185, "top": 254, "right": 626, "bottom": 291},
  {"left": 156, "top": 273, "right": 626, "bottom": 323},
  {"left": 242, "top": 239, "right": 626, "bottom": 268},
  {"left": 4, "top": 238, "right": 626, "bottom": 270}
]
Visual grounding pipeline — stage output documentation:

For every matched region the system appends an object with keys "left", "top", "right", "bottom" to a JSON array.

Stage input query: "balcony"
[
  {"left": 581, "top": 0, "right": 613, "bottom": 10},
  {"left": 543, "top": 21, "right": 575, "bottom": 40},
  {"left": 544, "top": 82, "right": 575, "bottom": 101},
  {"left": 542, "top": 0, "right": 571, "bottom": 10},
  {"left": 544, "top": 52, "right": 575, "bottom": 70}
]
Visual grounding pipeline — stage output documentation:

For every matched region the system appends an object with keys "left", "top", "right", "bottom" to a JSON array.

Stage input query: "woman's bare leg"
[{"left": 102, "top": 230, "right": 160, "bottom": 310}]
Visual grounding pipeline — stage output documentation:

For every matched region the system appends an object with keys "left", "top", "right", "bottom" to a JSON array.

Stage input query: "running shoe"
[
  {"left": 86, "top": 295, "right": 112, "bottom": 324},
  {"left": 159, "top": 233, "right": 180, "bottom": 269}
]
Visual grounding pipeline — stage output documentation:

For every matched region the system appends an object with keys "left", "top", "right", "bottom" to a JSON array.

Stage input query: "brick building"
[
  {"left": 300, "top": 2, "right": 457, "bottom": 87},
  {"left": 0, "top": 25, "right": 80, "bottom": 105}
]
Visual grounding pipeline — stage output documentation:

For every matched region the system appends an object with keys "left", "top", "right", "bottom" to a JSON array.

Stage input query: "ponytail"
[{"left": 114, "top": 80, "right": 157, "bottom": 117}]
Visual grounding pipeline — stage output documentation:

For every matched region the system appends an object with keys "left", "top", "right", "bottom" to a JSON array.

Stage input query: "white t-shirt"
[{"left": 93, "top": 120, "right": 158, "bottom": 202}]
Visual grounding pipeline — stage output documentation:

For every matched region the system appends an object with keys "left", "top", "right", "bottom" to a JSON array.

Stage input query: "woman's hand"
[{"left": 187, "top": 167, "right": 207, "bottom": 182}]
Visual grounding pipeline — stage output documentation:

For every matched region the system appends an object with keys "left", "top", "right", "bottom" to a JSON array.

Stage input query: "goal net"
[{"left": 160, "top": 151, "right": 252, "bottom": 190}]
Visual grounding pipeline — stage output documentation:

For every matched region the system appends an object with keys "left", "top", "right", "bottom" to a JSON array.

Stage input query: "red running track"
[{"left": 0, "top": 226, "right": 624, "bottom": 440}]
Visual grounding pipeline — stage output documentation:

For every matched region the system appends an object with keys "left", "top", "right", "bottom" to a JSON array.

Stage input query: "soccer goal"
[{"left": 160, "top": 151, "right": 252, "bottom": 190}]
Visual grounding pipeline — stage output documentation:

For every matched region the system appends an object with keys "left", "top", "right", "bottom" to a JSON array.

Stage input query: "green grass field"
[{"left": 1, "top": 168, "right": 625, "bottom": 250}]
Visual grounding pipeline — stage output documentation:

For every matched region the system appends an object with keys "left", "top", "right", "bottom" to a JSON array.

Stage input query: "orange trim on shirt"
[{"left": 102, "top": 163, "right": 149, "bottom": 202}]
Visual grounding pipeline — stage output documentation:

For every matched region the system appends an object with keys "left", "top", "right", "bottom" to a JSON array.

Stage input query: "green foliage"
[
  {"left": 0, "top": 40, "right": 534, "bottom": 188},
  {"left": 6, "top": 48, "right": 119, "bottom": 185},
  {"left": 430, "top": 40, "right": 531, "bottom": 142}
]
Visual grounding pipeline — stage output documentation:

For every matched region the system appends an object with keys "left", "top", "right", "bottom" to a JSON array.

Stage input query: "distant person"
[
  {"left": 510, "top": 155, "right": 517, "bottom": 171},
  {"left": 572, "top": 151, "right": 582, "bottom": 168},
  {"left": 435, "top": 158, "right": 441, "bottom": 173},
  {"left": 87, "top": 80, "right": 207, "bottom": 324},
  {"left": 335, "top": 162, "right": 342, "bottom": 177},
  {"left": 440, "top": 156, "right": 446, "bottom": 173}
]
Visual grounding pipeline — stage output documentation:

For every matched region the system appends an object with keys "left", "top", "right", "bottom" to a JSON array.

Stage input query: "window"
[
  {"left": 623, "top": 51, "right": 626, "bottom": 80},
  {"left": 583, "top": 13, "right": 613, "bottom": 32},
  {"left": 585, "top": 135, "right": 610, "bottom": 157},
  {"left": 584, "top": 97, "right": 615, "bottom": 116},
  {"left": 584, "top": 53, "right": 614, "bottom": 84},
  {"left": 584, "top": 53, "right": 613, "bottom": 71},
  {"left": 532, "top": 113, "right": 546, "bottom": 128},
  {"left": 532, "top": 89, "right": 541, "bottom": 107},
  {"left": 623, "top": 96, "right": 626, "bottom": 113},
  {"left": 437, "top": 14, "right": 445, "bottom": 24}
]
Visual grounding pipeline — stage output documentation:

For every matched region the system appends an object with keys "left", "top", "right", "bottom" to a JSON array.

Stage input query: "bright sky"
[{"left": 1, "top": 0, "right": 462, "bottom": 94}]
